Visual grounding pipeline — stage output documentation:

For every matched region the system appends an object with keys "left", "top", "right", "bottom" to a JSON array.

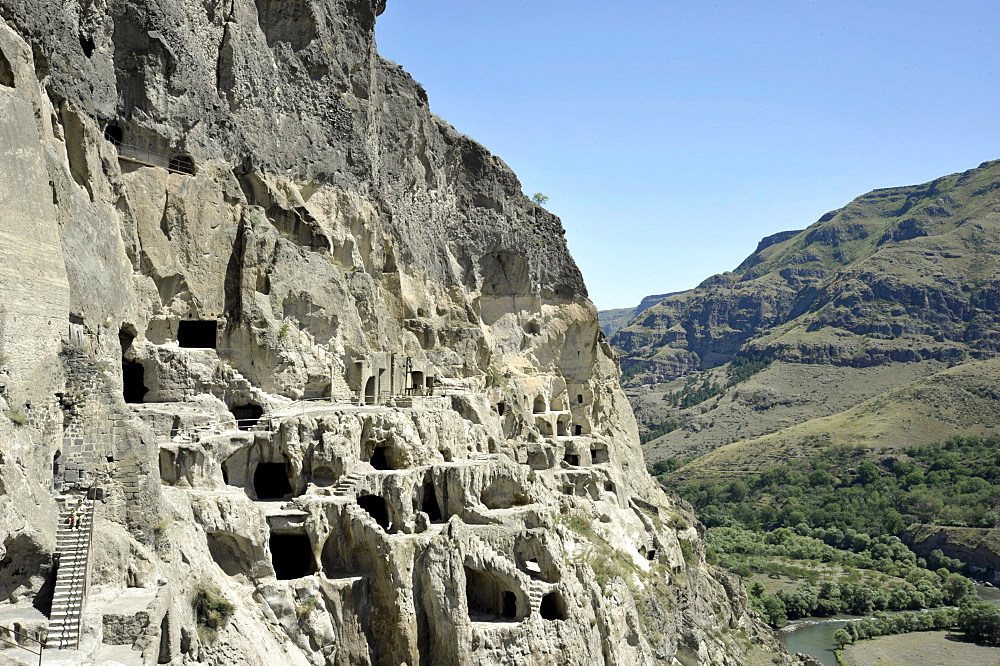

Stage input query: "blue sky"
[{"left": 376, "top": 1, "right": 999, "bottom": 310}]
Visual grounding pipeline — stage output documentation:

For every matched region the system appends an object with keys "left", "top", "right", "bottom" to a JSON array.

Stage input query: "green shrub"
[
  {"left": 192, "top": 585, "right": 234, "bottom": 633},
  {"left": 4, "top": 410, "right": 27, "bottom": 426}
]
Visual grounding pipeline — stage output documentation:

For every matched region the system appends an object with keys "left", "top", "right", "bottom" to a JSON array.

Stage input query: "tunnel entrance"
[
  {"left": 539, "top": 592, "right": 567, "bottom": 620},
  {"left": 168, "top": 154, "right": 196, "bottom": 175},
  {"left": 230, "top": 404, "right": 263, "bottom": 430},
  {"left": 357, "top": 495, "right": 389, "bottom": 531},
  {"left": 364, "top": 376, "right": 375, "bottom": 404},
  {"left": 104, "top": 124, "right": 123, "bottom": 146},
  {"left": 420, "top": 481, "right": 442, "bottom": 522},
  {"left": 123, "top": 361, "right": 148, "bottom": 403},
  {"left": 465, "top": 566, "right": 517, "bottom": 622},
  {"left": 269, "top": 533, "right": 314, "bottom": 580},
  {"left": 253, "top": 462, "right": 291, "bottom": 500},
  {"left": 369, "top": 445, "right": 390, "bottom": 470},
  {"left": 177, "top": 320, "right": 217, "bottom": 348}
]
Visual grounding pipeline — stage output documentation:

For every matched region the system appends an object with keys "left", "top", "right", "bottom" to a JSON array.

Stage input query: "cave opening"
[
  {"left": 207, "top": 532, "right": 253, "bottom": 577},
  {"left": 591, "top": 448, "right": 609, "bottom": 464},
  {"left": 557, "top": 419, "right": 567, "bottom": 436},
  {"left": 230, "top": 403, "right": 263, "bottom": 430},
  {"left": 539, "top": 592, "right": 567, "bottom": 620},
  {"left": 357, "top": 494, "right": 390, "bottom": 531},
  {"left": 420, "top": 481, "right": 442, "bottom": 522},
  {"left": 167, "top": 154, "right": 196, "bottom": 176},
  {"left": 0, "top": 48, "right": 14, "bottom": 88},
  {"left": 496, "top": 402, "right": 505, "bottom": 416},
  {"left": 563, "top": 454, "right": 580, "bottom": 466},
  {"left": 369, "top": 445, "right": 391, "bottom": 470},
  {"left": 177, "top": 320, "right": 217, "bottom": 348},
  {"left": 364, "top": 376, "right": 376, "bottom": 404},
  {"left": 104, "top": 124, "right": 123, "bottom": 146},
  {"left": 253, "top": 462, "right": 291, "bottom": 500},
  {"left": 532, "top": 395, "right": 545, "bottom": 414},
  {"left": 573, "top": 425, "right": 582, "bottom": 436},
  {"left": 465, "top": 566, "right": 517, "bottom": 622},
  {"left": 577, "top": 394, "right": 583, "bottom": 404},
  {"left": 79, "top": 34, "right": 95, "bottom": 58},
  {"left": 122, "top": 361, "right": 148, "bottom": 403},
  {"left": 269, "top": 533, "right": 314, "bottom": 580}
]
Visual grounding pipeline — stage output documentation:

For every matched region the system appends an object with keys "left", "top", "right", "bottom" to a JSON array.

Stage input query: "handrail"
[
  {"left": 0, "top": 624, "right": 42, "bottom": 666},
  {"left": 112, "top": 140, "right": 194, "bottom": 175}
]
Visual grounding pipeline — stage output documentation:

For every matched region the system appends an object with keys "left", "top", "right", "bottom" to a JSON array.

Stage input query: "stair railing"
[{"left": 0, "top": 624, "right": 43, "bottom": 666}]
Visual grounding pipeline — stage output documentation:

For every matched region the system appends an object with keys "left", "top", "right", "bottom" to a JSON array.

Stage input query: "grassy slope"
[{"left": 669, "top": 357, "right": 1000, "bottom": 482}]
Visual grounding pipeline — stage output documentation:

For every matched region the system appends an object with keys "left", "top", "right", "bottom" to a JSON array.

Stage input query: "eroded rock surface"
[{"left": 0, "top": 2, "right": 800, "bottom": 664}]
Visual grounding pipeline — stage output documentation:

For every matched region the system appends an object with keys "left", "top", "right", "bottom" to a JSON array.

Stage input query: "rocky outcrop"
[
  {"left": 0, "top": 2, "right": 798, "bottom": 664},
  {"left": 612, "top": 161, "right": 1000, "bottom": 386}
]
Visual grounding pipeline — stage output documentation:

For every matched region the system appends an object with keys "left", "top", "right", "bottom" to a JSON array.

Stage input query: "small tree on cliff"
[{"left": 531, "top": 192, "right": 549, "bottom": 206}]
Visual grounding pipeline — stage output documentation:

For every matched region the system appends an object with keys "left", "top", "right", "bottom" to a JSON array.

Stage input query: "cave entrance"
[
  {"left": 573, "top": 425, "right": 582, "bottom": 436},
  {"left": 465, "top": 566, "right": 517, "bottom": 622},
  {"left": 177, "top": 320, "right": 217, "bottom": 348},
  {"left": 420, "top": 480, "right": 442, "bottom": 522},
  {"left": 0, "top": 49, "right": 13, "bottom": 88},
  {"left": 496, "top": 402, "right": 505, "bottom": 416},
  {"left": 230, "top": 404, "right": 263, "bottom": 430},
  {"left": 532, "top": 396, "right": 545, "bottom": 414},
  {"left": 104, "top": 124, "right": 123, "bottom": 147},
  {"left": 207, "top": 532, "right": 253, "bottom": 577},
  {"left": 167, "top": 154, "right": 196, "bottom": 176},
  {"left": 591, "top": 448, "right": 609, "bottom": 464},
  {"left": 369, "top": 445, "right": 391, "bottom": 470},
  {"left": 563, "top": 454, "right": 580, "bottom": 466},
  {"left": 269, "top": 533, "right": 314, "bottom": 580},
  {"left": 411, "top": 371, "right": 424, "bottom": 392},
  {"left": 557, "top": 419, "right": 568, "bottom": 436},
  {"left": 364, "top": 376, "right": 376, "bottom": 404},
  {"left": 539, "top": 592, "right": 567, "bottom": 620},
  {"left": 123, "top": 361, "right": 148, "bottom": 403},
  {"left": 253, "top": 462, "right": 291, "bottom": 500},
  {"left": 357, "top": 495, "right": 390, "bottom": 531}
]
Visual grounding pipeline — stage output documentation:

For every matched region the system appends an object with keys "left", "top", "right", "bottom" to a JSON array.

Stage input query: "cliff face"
[{"left": 0, "top": 2, "right": 794, "bottom": 664}]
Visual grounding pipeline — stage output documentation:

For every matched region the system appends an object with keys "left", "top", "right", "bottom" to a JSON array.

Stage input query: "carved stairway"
[
  {"left": 332, "top": 473, "right": 363, "bottom": 497},
  {"left": 47, "top": 497, "right": 96, "bottom": 649}
]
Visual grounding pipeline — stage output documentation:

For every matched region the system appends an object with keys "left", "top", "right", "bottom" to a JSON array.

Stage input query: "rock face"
[{"left": 0, "top": 2, "right": 797, "bottom": 664}]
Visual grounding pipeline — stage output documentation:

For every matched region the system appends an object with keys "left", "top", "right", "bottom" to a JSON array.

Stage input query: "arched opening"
[
  {"left": 532, "top": 395, "right": 545, "bottom": 414},
  {"left": 269, "top": 533, "right": 314, "bottom": 579},
  {"left": 420, "top": 480, "right": 442, "bottom": 522},
  {"left": 357, "top": 495, "right": 389, "bottom": 531},
  {"left": 177, "top": 320, "right": 216, "bottom": 348},
  {"left": 312, "top": 465, "right": 335, "bottom": 487},
  {"left": 123, "top": 361, "right": 148, "bottom": 403},
  {"left": 167, "top": 154, "right": 196, "bottom": 176},
  {"left": 230, "top": 404, "right": 263, "bottom": 430},
  {"left": 52, "top": 451, "right": 62, "bottom": 487},
  {"left": 465, "top": 566, "right": 517, "bottom": 622},
  {"left": 364, "top": 376, "right": 376, "bottom": 405},
  {"left": 563, "top": 453, "right": 580, "bottom": 466},
  {"left": 539, "top": 592, "right": 567, "bottom": 620},
  {"left": 557, "top": 419, "right": 568, "bottom": 436},
  {"left": 369, "top": 445, "right": 390, "bottom": 470},
  {"left": 207, "top": 532, "right": 254, "bottom": 577},
  {"left": 496, "top": 402, "right": 505, "bottom": 416},
  {"left": 104, "top": 124, "right": 124, "bottom": 147},
  {"left": 481, "top": 477, "right": 529, "bottom": 510},
  {"left": 253, "top": 462, "right": 291, "bottom": 500}
]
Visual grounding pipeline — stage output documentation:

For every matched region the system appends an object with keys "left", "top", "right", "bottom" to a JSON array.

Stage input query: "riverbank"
[{"left": 841, "top": 630, "right": 1000, "bottom": 665}]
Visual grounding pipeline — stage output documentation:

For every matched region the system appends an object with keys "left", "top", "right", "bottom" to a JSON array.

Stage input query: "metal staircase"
[{"left": 47, "top": 497, "right": 96, "bottom": 649}]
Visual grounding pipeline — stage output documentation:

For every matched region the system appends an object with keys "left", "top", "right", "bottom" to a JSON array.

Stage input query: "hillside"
[{"left": 606, "top": 159, "right": 1000, "bottom": 478}]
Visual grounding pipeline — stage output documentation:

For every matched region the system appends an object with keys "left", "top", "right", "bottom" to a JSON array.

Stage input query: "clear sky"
[{"left": 375, "top": 1, "right": 999, "bottom": 310}]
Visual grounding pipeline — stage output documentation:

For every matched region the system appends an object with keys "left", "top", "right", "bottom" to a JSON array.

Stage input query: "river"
[{"left": 776, "top": 586, "right": 1000, "bottom": 665}]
